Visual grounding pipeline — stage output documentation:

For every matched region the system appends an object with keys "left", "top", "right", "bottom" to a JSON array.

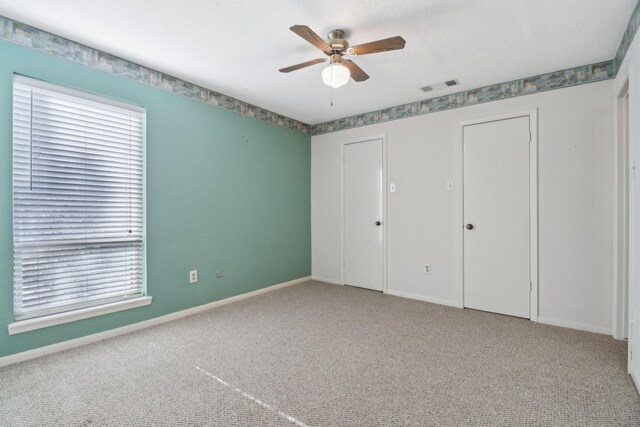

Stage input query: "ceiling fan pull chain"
[
  {"left": 331, "top": 84, "right": 333, "bottom": 107},
  {"left": 330, "top": 67, "right": 334, "bottom": 106}
]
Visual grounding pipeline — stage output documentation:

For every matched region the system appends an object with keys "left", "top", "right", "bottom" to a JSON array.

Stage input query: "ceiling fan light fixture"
[{"left": 322, "top": 63, "right": 350, "bottom": 88}]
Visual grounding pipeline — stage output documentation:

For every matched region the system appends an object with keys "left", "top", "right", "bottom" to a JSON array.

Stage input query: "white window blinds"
[{"left": 12, "top": 76, "right": 146, "bottom": 321}]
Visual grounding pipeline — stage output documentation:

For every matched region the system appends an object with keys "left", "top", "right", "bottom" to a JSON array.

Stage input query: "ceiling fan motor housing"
[
  {"left": 328, "top": 29, "right": 349, "bottom": 52},
  {"left": 329, "top": 53, "right": 344, "bottom": 64}
]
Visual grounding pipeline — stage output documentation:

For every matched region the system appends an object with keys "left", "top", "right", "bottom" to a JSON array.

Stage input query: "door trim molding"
[
  {"left": 458, "top": 109, "right": 539, "bottom": 321},
  {"left": 340, "top": 134, "right": 388, "bottom": 292},
  {"left": 613, "top": 73, "right": 631, "bottom": 341}
]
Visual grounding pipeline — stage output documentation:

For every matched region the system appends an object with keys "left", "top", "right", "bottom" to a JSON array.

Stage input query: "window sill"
[{"left": 7, "top": 296, "right": 153, "bottom": 335}]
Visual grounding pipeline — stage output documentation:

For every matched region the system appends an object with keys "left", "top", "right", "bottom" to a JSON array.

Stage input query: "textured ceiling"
[{"left": 0, "top": 0, "right": 636, "bottom": 125}]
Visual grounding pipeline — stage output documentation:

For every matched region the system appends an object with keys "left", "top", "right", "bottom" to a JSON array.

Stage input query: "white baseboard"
[
  {"left": 385, "top": 289, "right": 462, "bottom": 308},
  {"left": 0, "top": 276, "right": 311, "bottom": 368},
  {"left": 630, "top": 369, "right": 640, "bottom": 394},
  {"left": 310, "top": 276, "right": 343, "bottom": 286},
  {"left": 537, "top": 316, "right": 612, "bottom": 335}
]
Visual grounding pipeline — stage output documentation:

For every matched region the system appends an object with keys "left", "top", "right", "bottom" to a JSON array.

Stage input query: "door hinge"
[
  {"left": 530, "top": 281, "right": 532, "bottom": 292},
  {"left": 529, "top": 131, "right": 532, "bottom": 143}
]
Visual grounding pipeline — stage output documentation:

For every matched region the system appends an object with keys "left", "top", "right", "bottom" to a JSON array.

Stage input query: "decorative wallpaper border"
[
  {"left": 615, "top": 0, "right": 640, "bottom": 70},
  {"left": 0, "top": 16, "right": 310, "bottom": 135},
  {"left": 309, "top": 61, "right": 616, "bottom": 135}
]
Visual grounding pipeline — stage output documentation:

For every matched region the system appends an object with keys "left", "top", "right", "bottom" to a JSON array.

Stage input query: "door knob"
[
  {"left": 466, "top": 224, "right": 474, "bottom": 230},
  {"left": 375, "top": 221, "right": 382, "bottom": 226}
]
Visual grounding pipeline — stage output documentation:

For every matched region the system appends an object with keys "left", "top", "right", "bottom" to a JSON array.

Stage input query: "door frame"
[
  {"left": 457, "top": 109, "right": 539, "bottom": 321},
  {"left": 340, "top": 134, "right": 388, "bottom": 292},
  {"left": 613, "top": 75, "right": 631, "bottom": 341}
]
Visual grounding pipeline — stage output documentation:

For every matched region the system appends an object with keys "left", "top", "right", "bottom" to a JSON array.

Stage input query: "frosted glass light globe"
[{"left": 322, "top": 63, "right": 350, "bottom": 88}]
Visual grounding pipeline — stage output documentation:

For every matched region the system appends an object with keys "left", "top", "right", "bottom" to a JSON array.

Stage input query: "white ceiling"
[{"left": 0, "top": 0, "right": 636, "bottom": 125}]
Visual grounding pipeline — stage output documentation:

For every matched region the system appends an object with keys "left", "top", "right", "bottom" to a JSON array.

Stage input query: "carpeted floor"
[{"left": 0, "top": 280, "right": 638, "bottom": 426}]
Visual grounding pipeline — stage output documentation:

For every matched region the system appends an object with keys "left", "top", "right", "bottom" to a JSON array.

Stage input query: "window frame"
[{"left": 9, "top": 75, "right": 150, "bottom": 335}]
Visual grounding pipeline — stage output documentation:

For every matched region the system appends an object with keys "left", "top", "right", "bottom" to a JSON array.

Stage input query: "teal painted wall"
[{"left": 0, "top": 40, "right": 311, "bottom": 358}]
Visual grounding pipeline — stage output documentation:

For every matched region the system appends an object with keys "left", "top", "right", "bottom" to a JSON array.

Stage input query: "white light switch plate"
[{"left": 390, "top": 183, "right": 396, "bottom": 193}]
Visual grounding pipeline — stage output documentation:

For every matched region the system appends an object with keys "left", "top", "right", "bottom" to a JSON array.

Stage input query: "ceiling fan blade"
[
  {"left": 351, "top": 36, "right": 406, "bottom": 56},
  {"left": 290, "top": 25, "right": 332, "bottom": 53},
  {"left": 342, "top": 60, "right": 369, "bottom": 82},
  {"left": 279, "top": 58, "right": 326, "bottom": 73}
]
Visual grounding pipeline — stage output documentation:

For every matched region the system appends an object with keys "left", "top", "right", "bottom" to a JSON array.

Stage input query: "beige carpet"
[{"left": 0, "top": 280, "right": 638, "bottom": 426}]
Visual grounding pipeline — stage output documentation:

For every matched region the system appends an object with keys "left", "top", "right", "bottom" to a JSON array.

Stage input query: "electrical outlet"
[
  {"left": 424, "top": 264, "right": 432, "bottom": 274},
  {"left": 189, "top": 270, "right": 198, "bottom": 283},
  {"left": 216, "top": 271, "right": 222, "bottom": 279}
]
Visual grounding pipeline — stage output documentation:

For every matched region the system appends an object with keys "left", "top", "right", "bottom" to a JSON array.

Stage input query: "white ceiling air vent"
[{"left": 421, "top": 79, "right": 459, "bottom": 92}]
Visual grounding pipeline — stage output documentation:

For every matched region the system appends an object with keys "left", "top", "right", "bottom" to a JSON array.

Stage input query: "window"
[{"left": 12, "top": 76, "right": 146, "bottom": 326}]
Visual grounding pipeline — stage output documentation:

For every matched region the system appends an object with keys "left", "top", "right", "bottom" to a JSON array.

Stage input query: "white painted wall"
[
  {"left": 615, "top": 31, "right": 640, "bottom": 386},
  {"left": 312, "top": 81, "right": 614, "bottom": 334}
]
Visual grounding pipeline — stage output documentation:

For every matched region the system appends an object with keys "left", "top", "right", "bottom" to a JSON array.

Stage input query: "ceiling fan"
[{"left": 279, "top": 25, "right": 406, "bottom": 88}]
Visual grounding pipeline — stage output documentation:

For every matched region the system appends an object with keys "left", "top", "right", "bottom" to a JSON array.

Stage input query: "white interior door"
[
  {"left": 463, "top": 116, "right": 531, "bottom": 318},
  {"left": 344, "top": 139, "right": 384, "bottom": 291}
]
